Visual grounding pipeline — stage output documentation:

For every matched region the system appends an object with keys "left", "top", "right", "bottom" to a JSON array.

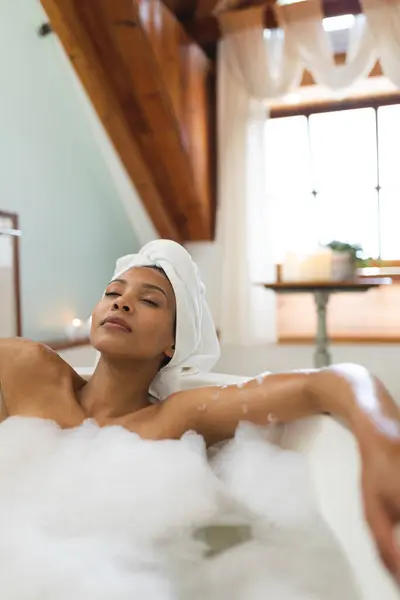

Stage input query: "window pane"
[
  {"left": 380, "top": 188, "right": 400, "bottom": 259},
  {"left": 265, "top": 116, "right": 311, "bottom": 191},
  {"left": 309, "top": 108, "right": 378, "bottom": 189},
  {"left": 265, "top": 116, "right": 318, "bottom": 259},
  {"left": 315, "top": 187, "right": 380, "bottom": 258},
  {"left": 309, "top": 108, "right": 378, "bottom": 256},
  {"left": 378, "top": 105, "right": 400, "bottom": 259},
  {"left": 378, "top": 104, "right": 400, "bottom": 187}
]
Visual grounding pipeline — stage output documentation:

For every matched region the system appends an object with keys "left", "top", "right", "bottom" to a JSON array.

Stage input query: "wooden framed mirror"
[{"left": 0, "top": 211, "right": 22, "bottom": 337}]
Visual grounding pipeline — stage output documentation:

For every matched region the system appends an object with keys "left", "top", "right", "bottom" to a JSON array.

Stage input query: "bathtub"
[{"left": 77, "top": 367, "right": 399, "bottom": 599}]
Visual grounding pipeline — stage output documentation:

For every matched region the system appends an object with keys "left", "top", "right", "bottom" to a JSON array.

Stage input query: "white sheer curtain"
[
  {"left": 275, "top": 0, "right": 378, "bottom": 92},
  {"left": 216, "top": 7, "right": 302, "bottom": 345},
  {"left": 361, "top": 0, "right": 400, "bottom": 88}
]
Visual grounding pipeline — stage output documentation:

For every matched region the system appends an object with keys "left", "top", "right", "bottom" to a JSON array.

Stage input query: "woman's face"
[{"left": 91, "top": 267, "right": 176, "bottom": 363}]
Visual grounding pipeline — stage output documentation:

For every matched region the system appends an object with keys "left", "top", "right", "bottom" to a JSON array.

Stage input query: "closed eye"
[
  {"left": 142, "top": 299, "right": 159, "bottom": 307},
  {"left": 105, "top": 292, "right": 120, "bottom": 297}
]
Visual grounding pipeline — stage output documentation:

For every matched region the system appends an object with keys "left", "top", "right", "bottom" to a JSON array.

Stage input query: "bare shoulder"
[
  {"left": 0, "top": 338, "right": 60, "bottom": 368},
  {"left": 0, "top": 338, "right": 83, "bottom": 386},
  {"left": 0, "top": 337, "right": 34, "bottom": 354},
  {"left": 0, "top": 338, "right": 47, "bottom": 373},
  {"left": 0, "top": 339, "right": 87, "bottom": 426}
]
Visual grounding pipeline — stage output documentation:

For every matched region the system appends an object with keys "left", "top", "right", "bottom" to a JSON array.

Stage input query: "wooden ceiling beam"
[
  {"left": 162, "top": 0, "right": 198, "bottom": 20},
  {"left": 41, "top": 0, "right": 182, "bottom": 241},
  {"left": 185, "top": 0, "right": 363, "bottom": 47},
  {"left": 41, "top": 0, "right": 214, "bottom": 241}
]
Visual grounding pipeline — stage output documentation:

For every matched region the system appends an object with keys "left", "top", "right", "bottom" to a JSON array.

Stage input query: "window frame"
[
  {"left": 269, "top": 93, "right": 400, "bottom": 265},
  {"left": 270, "top": 93, "right": 400, "bottom": 119},
  {"left": 269, "top": 94, "right": 400, "bottom": 343}
]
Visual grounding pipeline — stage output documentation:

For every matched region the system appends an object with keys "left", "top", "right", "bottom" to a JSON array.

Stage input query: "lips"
[{"left": 101, "top": 316, "right": 132, "bottom": 332}]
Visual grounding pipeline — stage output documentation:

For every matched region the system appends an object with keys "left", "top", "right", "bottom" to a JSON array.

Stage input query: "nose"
[{"left": 112, "top": 299, "right": 131, "bottom": 313}]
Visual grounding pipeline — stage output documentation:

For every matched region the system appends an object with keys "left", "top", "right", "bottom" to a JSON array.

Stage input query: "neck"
[{"left": 78, "top": 355, "right": 159, "bottom": 421}]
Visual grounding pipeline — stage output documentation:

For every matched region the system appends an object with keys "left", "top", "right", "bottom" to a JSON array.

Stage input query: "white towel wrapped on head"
[{"left": 102, "top": 240, "right": 220, "bottom": 401}]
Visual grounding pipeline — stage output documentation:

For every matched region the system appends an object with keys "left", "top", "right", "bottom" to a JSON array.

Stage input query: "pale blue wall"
[{"left": 0, "top": 0, "right": 140, "bottom": 340}]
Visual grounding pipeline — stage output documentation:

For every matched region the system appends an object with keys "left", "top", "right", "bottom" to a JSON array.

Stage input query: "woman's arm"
[
  {"left": 161, "top": 364, "right": 400, "bottom": 580},
  {"left": 164, "top": 370, "right": 314, "bottom": 444},
  {"left": 164, "top": 364, "right": 400, "bottom": 447}
]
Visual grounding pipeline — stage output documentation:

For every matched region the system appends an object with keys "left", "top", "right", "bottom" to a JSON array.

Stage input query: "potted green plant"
[{"left": 324, "top": 241, "right": 363, "bottom": 281}]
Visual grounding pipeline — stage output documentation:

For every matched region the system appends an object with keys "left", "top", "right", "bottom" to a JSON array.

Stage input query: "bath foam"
[{"left": 0, "top": 417, "right": 360, "bottom": 599}]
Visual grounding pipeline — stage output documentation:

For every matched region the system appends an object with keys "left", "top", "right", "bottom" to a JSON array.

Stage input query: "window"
[
  {"left": 265, "top": 102, "right": 400, "bottom": 261},
  {"left": 265, "top": 99, "right": 400, "bottom": 342}
]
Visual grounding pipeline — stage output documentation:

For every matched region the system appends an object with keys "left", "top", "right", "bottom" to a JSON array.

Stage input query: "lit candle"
[{"left": 65, "top": 318, "right": 87, "bottom": 340}]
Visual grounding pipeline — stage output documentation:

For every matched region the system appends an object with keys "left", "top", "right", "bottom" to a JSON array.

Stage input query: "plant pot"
[{"left": 331, "top": 252, "right": 356, "bottom": 281}]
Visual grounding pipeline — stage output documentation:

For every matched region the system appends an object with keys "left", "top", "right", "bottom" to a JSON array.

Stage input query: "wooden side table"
[{"left": 260, "top": 279, "right": 392, "bottom": 367}]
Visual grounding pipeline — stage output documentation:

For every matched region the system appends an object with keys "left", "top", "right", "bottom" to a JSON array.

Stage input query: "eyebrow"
[
  {"left": 109, "top": 278, "right": 127, "bottom": 286},
  {"left": 108, "top": 278, "right": 168, "bottom": 299}
]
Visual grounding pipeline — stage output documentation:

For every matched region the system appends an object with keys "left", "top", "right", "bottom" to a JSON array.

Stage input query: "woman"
[{"left": 1, "top": 239, "right": 400, "bottom": 583}]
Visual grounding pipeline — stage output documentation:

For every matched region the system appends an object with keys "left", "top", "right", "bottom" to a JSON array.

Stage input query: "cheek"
[
  {"left": 140, "top": 311, "right": 174, "bottom": 344},
  {"left": 90, "top": 301, "right": 105, "bottom": 331}
]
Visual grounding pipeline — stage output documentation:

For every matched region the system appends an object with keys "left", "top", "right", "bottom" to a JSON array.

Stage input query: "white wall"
[
  {"left": 0, "top": 0, "right": 156, "bottom": 341},
  {"left": 0, "top": 266, "right": 16, "bottom": 338}
]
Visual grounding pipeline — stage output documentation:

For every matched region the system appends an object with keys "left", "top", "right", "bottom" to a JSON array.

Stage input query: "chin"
[{"left": 90, "top": 329, "right": 133, "bottom": 358}]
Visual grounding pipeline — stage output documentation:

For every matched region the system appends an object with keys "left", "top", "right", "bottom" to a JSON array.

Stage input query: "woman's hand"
[
  {"left": 360, "top": 425, "right": 400, "bottom": 581},
  {"left": 309, "top": 365, "right": 400, "bottom": 583}
]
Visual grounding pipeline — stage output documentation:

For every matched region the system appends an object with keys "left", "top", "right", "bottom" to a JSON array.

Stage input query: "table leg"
[{"left": 313, "top": 291, "right": 331, "bottom": 368}]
